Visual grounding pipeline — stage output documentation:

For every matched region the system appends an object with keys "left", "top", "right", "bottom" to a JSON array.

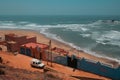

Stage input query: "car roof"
[{"left": 31, "top": 59, "right": 41, "bottom": 62}]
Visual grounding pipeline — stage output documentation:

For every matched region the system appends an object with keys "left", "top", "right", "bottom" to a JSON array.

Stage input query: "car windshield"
[{"left": 37, "top": 62, "right": 41, "bottom": 64}]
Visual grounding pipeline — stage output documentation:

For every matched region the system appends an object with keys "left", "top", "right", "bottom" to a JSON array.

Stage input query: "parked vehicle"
[{"left": 30, "top": 59, "right": 45, "bottom": 68}]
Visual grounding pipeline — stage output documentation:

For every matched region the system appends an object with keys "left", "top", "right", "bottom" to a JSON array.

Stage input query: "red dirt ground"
[{"left": 0, "top": 51, "right": 111, "bottom": 80}]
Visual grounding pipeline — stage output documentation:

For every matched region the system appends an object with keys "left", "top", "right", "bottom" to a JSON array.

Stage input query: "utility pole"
[
  {"left": 49, "top": 40, "right": 52, "bottom": 67},
  {"left": 47, "top": 41, "right": 50, "bottom": 65},
  {"left": 47, "top": 51, "right": 49, "bottom": 65}
]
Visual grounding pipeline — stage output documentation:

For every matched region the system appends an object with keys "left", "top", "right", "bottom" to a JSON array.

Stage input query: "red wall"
[{"left": 5, "top": 34, "right": 36, "bottom": 52}]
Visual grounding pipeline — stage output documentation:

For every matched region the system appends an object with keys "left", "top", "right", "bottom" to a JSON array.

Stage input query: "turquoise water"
[{"left": 0, "top": 15, "right": 120, "bottom": 62}]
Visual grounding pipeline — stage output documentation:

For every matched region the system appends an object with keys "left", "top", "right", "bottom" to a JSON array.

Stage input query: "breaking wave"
[
  {"left": 95, "top": 30, "right": 120, "bottom": 46},
  {"left": 92, "top": 20, "right": 120, "bottom": 25}
]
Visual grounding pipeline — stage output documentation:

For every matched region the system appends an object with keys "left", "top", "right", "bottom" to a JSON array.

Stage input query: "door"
[
  {"left": 26, "top": 48, "right": 31, "bottom": 57},
  {"left": 67, "top": 56, "right": 77, "bottom": 68}
]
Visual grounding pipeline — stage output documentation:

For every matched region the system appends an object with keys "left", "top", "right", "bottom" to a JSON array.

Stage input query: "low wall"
[
  {"left": 54, "top": 56, "right": 67, "bottom": 66},
  {"left": 45, "top": 51, "right": 67, "bottom": 66},
  {"left": 77, "top": 58, "right": 120, "bottom": 80}
]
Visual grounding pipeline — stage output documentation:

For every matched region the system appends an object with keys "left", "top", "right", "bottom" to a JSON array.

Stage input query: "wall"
[
  {"left": 20, "top": 46, "right": 47, "bottom": 60},
  {"left": 54, "top": 55, "right": 67, "bottom": 66},
  {"left": 45, "top": 51, "right": 67, "bottom": 66},
  {"left": 77, "top": 58, "right": 120, "bottom": 80}
]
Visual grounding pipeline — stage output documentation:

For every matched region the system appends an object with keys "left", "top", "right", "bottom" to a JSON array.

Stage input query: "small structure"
[
  {"left": 20, "top": 42, "right": 49, "bottom": 60},
  {"left": 52, "top": 47, "right": 69, "bottom": 56},
  {"left": 0, "top": 57, "right": 3, "bottom": 63},
  {"left": 45, "top": 47, "right": 69, "bottom": 66},
  {"left": 0, "top": 47, "right": 2, "bottom": 51},
  {"left": 0, "top": 37, "right": 6, "bottom": 51},
  {"left": 0, "top": 36, "right": 6, "bottom": 46},
  {"left": 0, "top": 36, "right": 2, "bottom": 41},
  {"left": 5, "top": 33, "right": 36, "bottom": 52}
]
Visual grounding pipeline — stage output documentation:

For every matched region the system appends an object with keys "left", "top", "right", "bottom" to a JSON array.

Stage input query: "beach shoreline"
[{"left": 0, "top": 29, "right": 119, "bottom": 67}]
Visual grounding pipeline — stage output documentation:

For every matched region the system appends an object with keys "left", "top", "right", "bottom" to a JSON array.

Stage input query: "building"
[
  {"left": 52, "top": 47, "right": 69, "bottom": 56},
  {"left": 20, "top": 42, "right": 49, "bottom": 60},
  {"left": 5, "top": 33, "right": 36, "bottom": 52}
]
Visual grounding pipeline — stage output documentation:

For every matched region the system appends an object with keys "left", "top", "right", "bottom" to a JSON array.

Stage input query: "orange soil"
[{"left": 0, "top": 51, "right": 110, "bottom": 80}]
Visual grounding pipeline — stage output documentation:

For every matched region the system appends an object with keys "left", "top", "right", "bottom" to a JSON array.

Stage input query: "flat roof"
[
  {"left": 7, "top": 41, "right": 16, "bottom": 44},
  {"left": 22, "top": 42, "right": 49, "bottom": 49},
  {"left": 52, "top": 47, "right": 69, "bottom": 55},
  {"left": 6, "top": 33, "right": 21, "bottom": 37}
]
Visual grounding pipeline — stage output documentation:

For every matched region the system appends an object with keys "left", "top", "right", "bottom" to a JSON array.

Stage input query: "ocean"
[{"left": 0, "top": 15, "right": 120, "bottom": 62}]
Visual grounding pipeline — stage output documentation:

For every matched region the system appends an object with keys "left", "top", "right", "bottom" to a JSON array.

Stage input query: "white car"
[{"left": 31, "top": 59, "right": 45, "bottom": 68}]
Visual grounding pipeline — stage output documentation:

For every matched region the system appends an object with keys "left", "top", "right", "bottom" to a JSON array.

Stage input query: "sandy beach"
[{"left": 0, "top": 29, "right": 119, "bottom": 67}]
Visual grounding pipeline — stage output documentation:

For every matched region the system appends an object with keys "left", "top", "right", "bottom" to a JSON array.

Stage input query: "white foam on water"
[
  {"left": 92, "top": 20, "right": 120, "bottom": 25},
  {"left": 0, "top": 21, "right": 13, "bottom": 23},
  {"left": 80, "top": 34, "right": 91, "bottom": 38},
  {"left": 0, "top": 21, "right": 18, "bottom": 29},
  {"left": 65, "top": 24, "right": 89, "bottom": 32},
  {"left": 0, "top": 21, "right": 99, "bottom": 32},
  {"left": 95, "top": 30, "right": 120, "bottom": 47},
  {"left": 0, "top": 26, "right": 18, "bottom": 29},
  {"left": 0, "top": 21, "right": 15, "bottom": 26},
  {"left": 18, "top": 21, "right": 29, "bottom": 24},
  {"left": 25, "top": 23, "right": 38, "bottom": 27}
]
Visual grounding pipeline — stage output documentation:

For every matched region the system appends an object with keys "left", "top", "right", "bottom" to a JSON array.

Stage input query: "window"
[{"left": 33, "top": 62, "right": 35, "bottom": 64}]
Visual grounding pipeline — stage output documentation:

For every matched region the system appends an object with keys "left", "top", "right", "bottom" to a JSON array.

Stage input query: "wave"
[
  {"left": 95, "top": 30, "right": 120, "bottom": 46},
  {"left": 17, "top": 21, "right": 29, "bottom": 24},
  {"left": 92, "top": 20, "right": 120, "bottom": 25},
  {"left": 0, "top": 21, "right": 96, "bottom": 31},
  {"left": 0, "top": 19, "right": 119, "bottom": 31}
]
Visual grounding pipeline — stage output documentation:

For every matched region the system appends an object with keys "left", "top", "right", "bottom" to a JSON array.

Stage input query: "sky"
[{"left": 0, "top": 0, "right": 120, "bottom": 15}]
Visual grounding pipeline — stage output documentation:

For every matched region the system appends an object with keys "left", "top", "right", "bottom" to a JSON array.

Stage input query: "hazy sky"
[{"left": 0, "top": 0, "right": 120, "bottom": 15}]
